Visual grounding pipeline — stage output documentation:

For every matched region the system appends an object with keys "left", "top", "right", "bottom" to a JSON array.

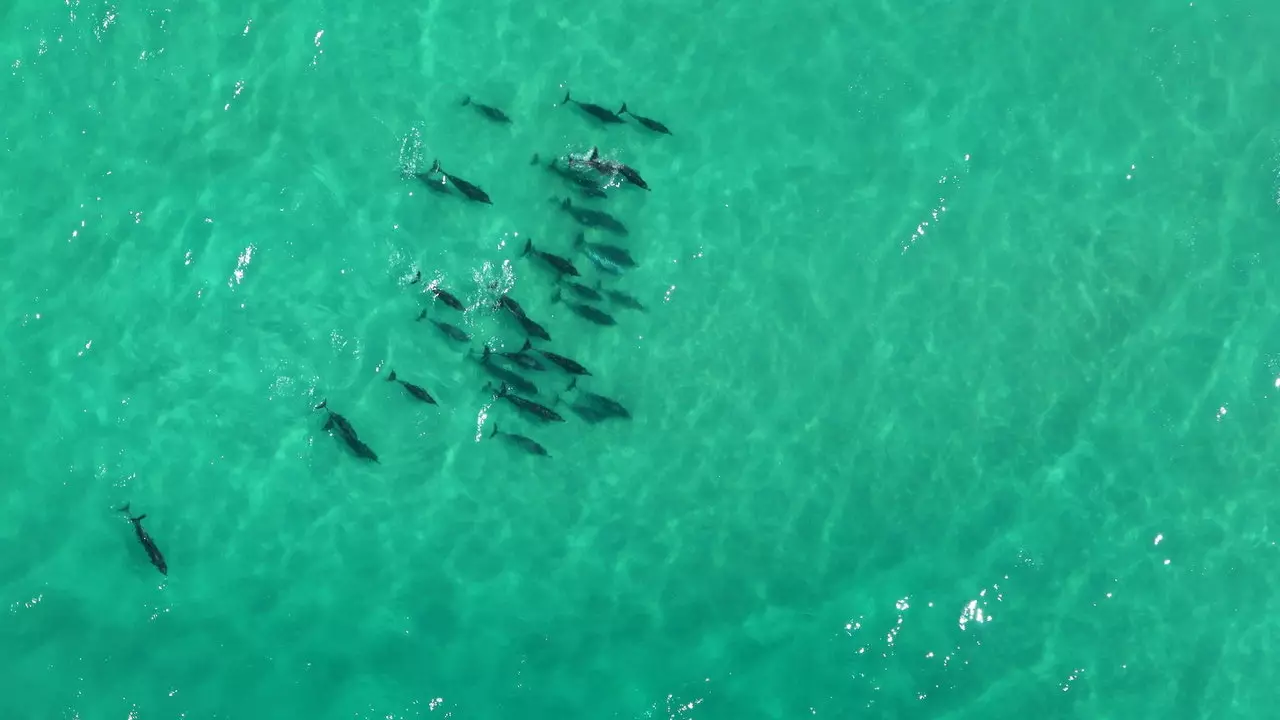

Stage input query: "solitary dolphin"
[
  {"left": 561, "top": 89, "right": 625, "bottom": 124},
  {"left": 618, "top": 103, "right": 672, "bottom": 135},
  {"left": 461, "top": 95, "right": 512, "bottom": 124},
  {"left": 117, "top": 503, "right": 167, "bottom": 576},
  {"left": 315, "top": 399, "right": 381, "bottom": 463},
  {"left": 387, "top": 370, "right": 437, "bottom": 405}
]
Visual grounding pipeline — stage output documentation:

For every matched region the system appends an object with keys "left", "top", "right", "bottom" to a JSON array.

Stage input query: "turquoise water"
[{"left": 3, "top": 0, "right": 1280, "bottom": 716}]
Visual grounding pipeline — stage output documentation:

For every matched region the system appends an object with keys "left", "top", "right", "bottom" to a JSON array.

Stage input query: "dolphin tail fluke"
[
  {"left": 133, "top": 513, "right": 147, "bottom": 522},
  {"left": 551, "top": 289, "right": 563, "bottom": 304},
  {"left": 387, "top": 370, "right": 397, "bottom": 382},
  {"left": 566, "top": 377, "right": 579, "bottom": 393},
  {"left": 561, "top": 90, "right": 571, "bottom": 105},
  {"left": 561, "top": 197, "right": 571, "bottom": 209},
  {"left": 587, "top": 146, "right": 599, "bottom": 161},
  {"left": 520, "top": 338, "right": 533, "bottom": 352},
  {"left": 416, "top": 309, "right": 427, "bottom": 321},
  {"left": 314, "top": 398, "right": 328, "bottom": 410},
  {"left": 481, "top": 345, "right": 492, "bottom": 364},
  {"left": 498, "top": 382, "right": 511, "bottom": 397},
  {"left": 117, "top": 503, "right": 130, "bottom": 514},
  {"left": 530, "top": 153, "right": 540, "bottom": 166},
  {"left": 461, "top": 95, "right": 472, "bottom": 107},
  {"left": 521, "top": 238, "right": 533, "bottom": 257},
  {"left": 489, "top": 423, "right": 499, "bottom": 439},
  {"left": 618, "top": 102, "right": 628, "bottom": 115},
  {"left": 409, "top": 270, "right": 421, "bottom": 285},
  {"left": 430, "top": 158, "right": 441, "bottom": 174}
]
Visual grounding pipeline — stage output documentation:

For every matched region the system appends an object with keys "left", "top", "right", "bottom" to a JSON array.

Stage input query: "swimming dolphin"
[
  {"left": 533, "top": 347, "right": 591, "bottom": 376},
  {"left": 563, "top": 378, "right": 631, "bottom": 419},
  {"left": 427, "top": 285, "right": 466, "bottom": 311},
  {"left": 495, "top": 295, "right": 551, "bottom": 341},
  {"left": 561, "top": 89, "right": 625, "bottom": 124},
  {"left": 599, "top": 284, "right": 647, "bottom": 312},
  {"left": 559, "top": 197, "right": 629, "bottom": 236},
  {"left": 573, "top": 232, "right": 637, "bottom": 274},
  {"left": 617, "top": 103, "right": 672, "bottom": 135},
  {"left": 387, "top": 370, "right": 437, "bottom": 405},
  {"left": 521, "top": 238, "right": 581, "bottom": 277},
  {"left": 581, "top": 147, "right": 650, "bottom": 190},
  {"left": 489, "top": 422, "right": 550, "bottom": 457},
  {"left": 117, "top": 503, "right": 167, "bottom": 575},
  {"left": 430, "top": 159, "right": 492, "bottom": 204},
  {"left": 315, "top": 399, "right": 380, "bottom": 462},
  {"left": 552, "top": 288, "right": 617, "bottom": 326},
  {"left": 461, "top": 95, "right": 512, "bottom": 124},
  {"left": 474, "top": 348, "right": 540, "bottom": 396},
  {"left": 416, "top": 310, "right": 471, "bottom": 342},
  {"left": 559, "top": 277, "right": 604, "bottom": 302},
  {"left": 533, "top": 153, "right": 609, "bottom": 198},
  {"left": 492, "top": 382, "right": 566, "bottom": 423},
  {"left": 503, "top": 338, "right": 546, "bottom": 371}
]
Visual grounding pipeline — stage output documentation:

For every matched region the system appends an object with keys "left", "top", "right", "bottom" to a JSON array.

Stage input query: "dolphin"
[
  {"left": 573, "top": 232, "right": 636, "bottom": 275},
  {"left": 533, "top": 153, "right": 609, "bottom": 198},
  {"left": 387, "top": 370, "right": 437, "bottom": 405},
  {"left": 521, "top": 238, "right": 581, "bottom": 277},
  {"left": 581, "top": 147, "right": 649, "bottom": 190},
  {"left": 416, "top": 310, "right": 471, "bottom": 342},
  {"left": 600, "top": 284, "right": 647, "bottom": 312},
  {"left": 561, "top": 89, "right": 625, "bottom": 124},
  {"left": 315, "top": 399, "right": 380, "bottom": 462},
  {"left": 618, "top": 103, "right": 672, "bottom": 135},
  {"left": 559, "top": 277, "right": 604, "bottom": 302},
  {"left": 559, "top": 197, "right": 629, "bottom": 236},
  {"left": 117, "top": 503, "right": 167, "bottom": 575},
  {"left": 552, "top": 289, "right": 617, "bottom": 326},
  {"left": 427, "top": 285, "right": 465, "bottom": 311},
  {"left": 489, "top": 423, "right": 550, "bottom": 457},
  {"left": 563, "top": 378, "right": 631, "bottom": 419},
  {"left": 461, "top": 95, "right": 512, "bottom": 124},
  {"left": 431, "top": 159, "right": 492, "bottom": 204},
  {"left": 534, "top": 347, "right": 591, "bottom": 376},
  {"left": 492, "top": 382, "right": 566, "bottom": 423},
  {"left": 475, "top": 347, "right": 540, "bottom": 397}
]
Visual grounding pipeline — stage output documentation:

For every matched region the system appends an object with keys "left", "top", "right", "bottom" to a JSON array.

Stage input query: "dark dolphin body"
[
  {"left": 521, "top": 238, "right": 580, "bottom": 277},
  {"left": 413, "top": 171, "right": 452, "bottom": 195},
  {"left": 553, "top": 289, "right": 617, "bottom": 326},
  {"left": 416, "top": 310, "right": 471, "bottom": 342},
  {"left": 475, "top": 347, "right": 540, "bottom": 397},
  {"left": 315, "top": 399, "right": 380, "bottom": 462},
  {"left": 559, "top": 198, "right": 628, "bottom": 236},
  {"left": 560, "top": 277, "right": 604, "bottom": 302},
  {"left": 431, "top": 159, "right": 492, "bottom": 205},
  {"left": 573, "top": 232, "right": 637, "bottom": 275},
  {"left": 581, "top": 147, "right": 650, "bottom": 190},
  {"left": 532, "top": 154, "right": 608, "bottom": 199},
  {"left": 387, "top": 370, "right": 437, "bottom": 405},
  {"left": 618, "top": 103, "right": 672, "bottom": 135},
  {"left": 561, "top": 90, "right": 625, "bottom": 124},
  {"left": 534, "top": 347, "right": 591, "bottom": 376},
  {"left": 601, "top": 285, "right": 647, "bottom": 312},
  {"left": 496, "top": 295, "right": 552, "bottom": 341},
  {"left": 428, "top": 285, "right": 466, "bottom": 311},
  {"left": 489, "top": 423, "right": 550, "bottom": 457},
  {"left": 564, "top": 378, "right": 631, "bottom": 420},
  {"left": 500, "top": 338, "right": 545, "bottom": 372},
  {"left": 493, "top": 382, "right": 566, "bottom": 423},
  {"left": 497, "top": 294, "right": 528, "bottom": 319},
  {"left": 461, "top": 95, "right": 512, "bottom": 124},
  {"left": 117, "top": 503, "right": 167, "bottom": 575}
]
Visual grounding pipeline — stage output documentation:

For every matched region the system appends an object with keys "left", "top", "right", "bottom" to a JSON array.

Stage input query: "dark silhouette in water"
[
  {"left": 387, "top": 370, "right": 437, "bottom": 405},
  {"left": 427, "top": 285, "right": 465, "bottom": 311},
  {"left": 491, "top": 382, "right": 565, "bottom": 423},
  {"left": 489, "top": 423, "right": 550, "bottom": 457},
  {"left": 562, "top": 377, "right": 631, "bottom": 420},
  {"left": 461, "top": 95, "right": 512, "bottom": 124},
  {"left": 521, "top": 238, "right": 581, "bottom": 277},
  {"left": 599, "top": 283, "right": 647, "bottom": 312},
  {"left": 552, "top": 288, "right": 617, "bottom": 326},
  {"left": 580, "top": 146, "right": 650, "bottom": 190},
  {"left": 417, "top": 310, "right": 471, "bottom": 342},
  {"left": 533, "top": 153, "right": 608, "bottom": 199},
  {"left": 559, "top": 197, "right": 629, "bottom": 236},
  {"left": 493, "top": 338, "right": 546, "bottom": 372},
  {"left": 559, "top": 277, "right": 604, "bottom": 302},
  {"left": 618, "top": 102, "right": 672, "bottom": 135},
  {"left": 429, "top": 159, "right": 492, "bottom": 205},
  {"left": 533, "top": 347, "right": 592, "bottom": 376},
  {"left": 475, "top": 347, "right": 540, "bottom": 397},
  {"left": 315, "top": 399, "right": 380, "bottom": 463},
  {"left": 561, "top": 89, "right": 625, "bottom": 124},
  {"left": 573, "top": 232, "right": 637, "bottom": 275},
  {"left": 117, "top": 503, "right": 167, "bottom": 576}
]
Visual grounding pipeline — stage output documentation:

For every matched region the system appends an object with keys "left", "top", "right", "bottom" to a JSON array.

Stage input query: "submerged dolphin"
[{"left": 117, "top": 503, "right": 168, "bottom": 576}]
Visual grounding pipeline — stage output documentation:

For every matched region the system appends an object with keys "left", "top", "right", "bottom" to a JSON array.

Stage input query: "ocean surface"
[{"left": 2, "top": 0, "right": 1279, "bottom": 717}]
